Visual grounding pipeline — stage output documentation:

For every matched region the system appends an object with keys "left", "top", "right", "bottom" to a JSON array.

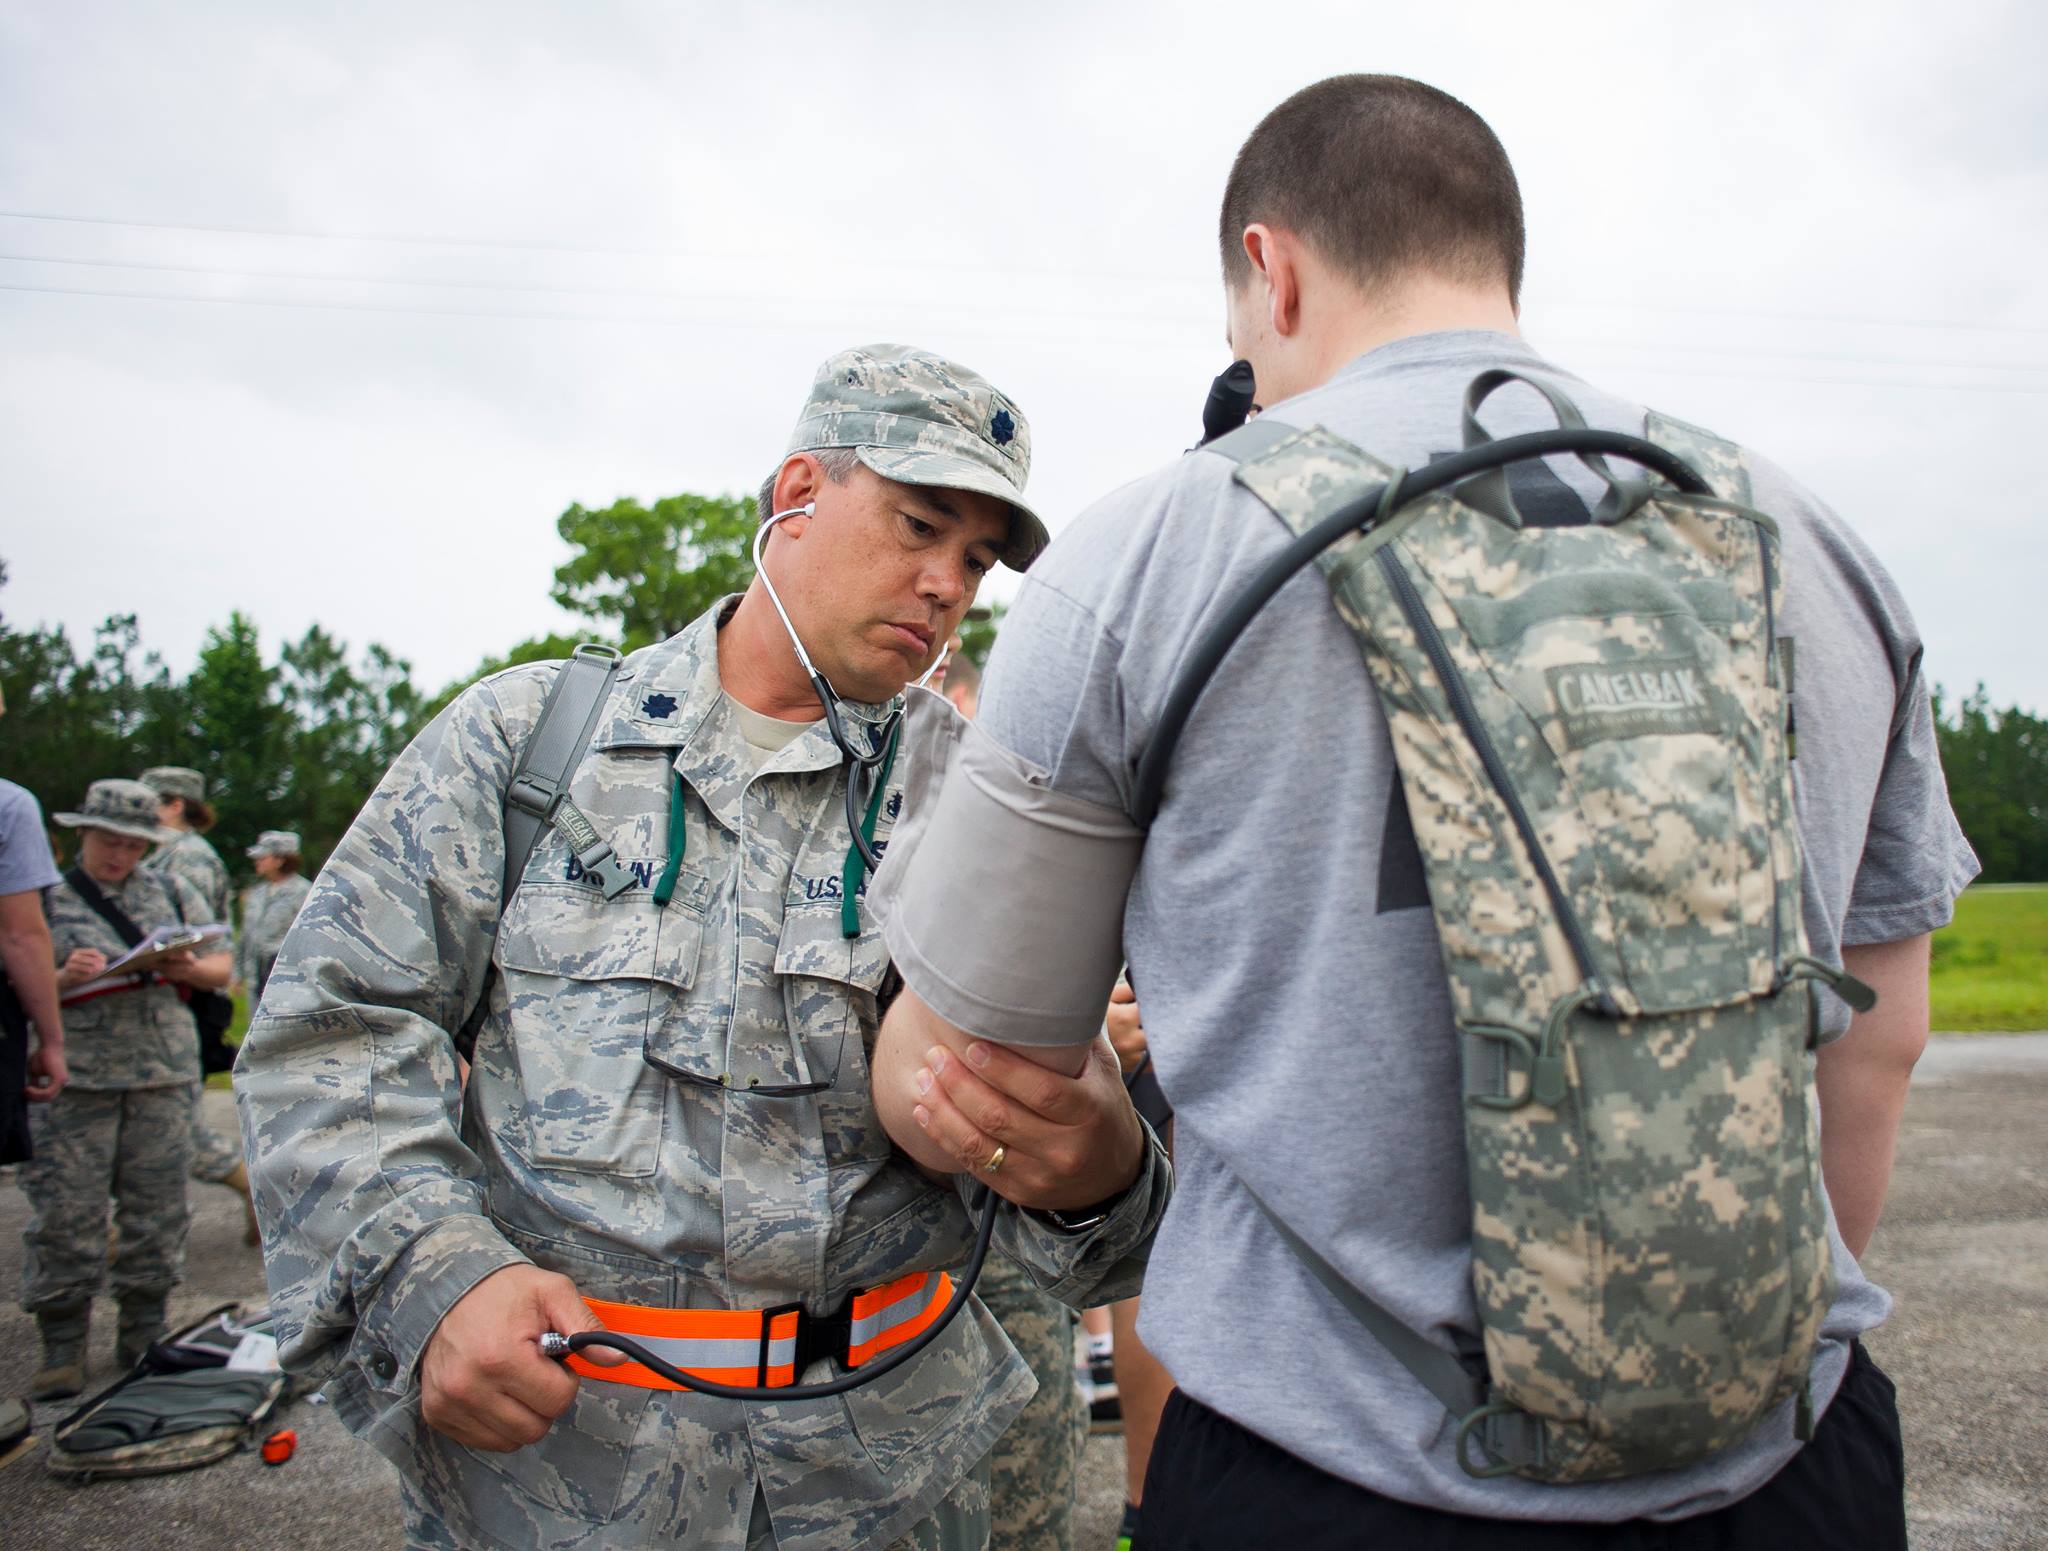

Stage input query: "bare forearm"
[
  {"left": 0, "top": 924, "right": 65, "bottom": 1050},
  {"left": 179, "top": 952, "right": 236, "bottom": 993},
  {"left": 1817, "top": 935, "right": 1931, "bottom": 1259},
  {"left": 874, "top": 991, "right": 1090, "bottom": 1175}
]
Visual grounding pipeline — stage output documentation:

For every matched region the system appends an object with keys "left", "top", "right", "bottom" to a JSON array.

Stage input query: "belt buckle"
[{"left": 758, "top": 1295, "right": 854, "bottom": 1387}]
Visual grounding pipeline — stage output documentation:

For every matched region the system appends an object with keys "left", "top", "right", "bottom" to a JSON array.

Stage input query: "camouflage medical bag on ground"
[
  {"left": 1181, "top": 370, "right": 1874, "bottom": 1484},
  {"left": 48, "top": 1304, "right": 289, "bottom": 1481}
]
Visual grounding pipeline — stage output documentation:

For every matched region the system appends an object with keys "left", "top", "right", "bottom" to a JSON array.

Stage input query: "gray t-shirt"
[
  {"left": 0, "top": 780, "right": 61, "bottom": 897},
  {"left": 883, "top": 331, "right": 1978, "bottom": 1520}
]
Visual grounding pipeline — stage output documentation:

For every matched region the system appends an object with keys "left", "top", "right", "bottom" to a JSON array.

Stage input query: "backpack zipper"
[{"left": 1378, "top": 546, "right": 1612, "bottom": 1009}]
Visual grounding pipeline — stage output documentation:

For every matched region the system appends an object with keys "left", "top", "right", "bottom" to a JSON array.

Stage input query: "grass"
[{"left": 1929, "top": 883, "right": 2048, "bottom": 1032}]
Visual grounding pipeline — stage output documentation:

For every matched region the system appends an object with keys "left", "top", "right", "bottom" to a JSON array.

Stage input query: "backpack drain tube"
[{"left": 1377, "top": 545, "right": 1617, "bottom": 1076}]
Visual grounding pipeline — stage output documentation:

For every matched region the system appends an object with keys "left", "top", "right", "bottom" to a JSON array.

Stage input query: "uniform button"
[{"left": 368, "top": 1350, "right": 398, "bottom": 1383}]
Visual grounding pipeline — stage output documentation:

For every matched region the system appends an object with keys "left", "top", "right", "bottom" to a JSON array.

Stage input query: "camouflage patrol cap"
[
  {"left": 53, "top": 779, "right": 177, "bottom": 843},
  {"left": 783, "top": 343, "right": 1049, "bottom": 570},
  {"left": 246, "top": 830, "right": 302, "bottom": 859},
  {"left": 139, "top": 766, "right": 206, "bottom": 802}
]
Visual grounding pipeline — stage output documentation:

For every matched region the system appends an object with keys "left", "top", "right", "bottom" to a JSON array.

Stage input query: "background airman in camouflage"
[
  {"left": 137, "top": 765, "right": 251, "bottom": 1225},
  {"left": 236, "top": 829, "right": 311, "bottom": 1002},
  {"left": 235, "top": 344, "right": 1168, "bottom": 1551},
  {"left": 27, "top": 778, "right": 234, "bottom": 1398}
]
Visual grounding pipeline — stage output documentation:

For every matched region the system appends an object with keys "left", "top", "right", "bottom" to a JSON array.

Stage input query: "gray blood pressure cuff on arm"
[{"left": 871, "top": 688, "right": 1141, "bottom": 1047}]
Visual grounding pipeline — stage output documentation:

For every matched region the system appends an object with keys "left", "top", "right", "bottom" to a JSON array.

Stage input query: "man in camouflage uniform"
[
  {"left": 28, "top": 779, "right": 234, "bottom": 1397},
  {"left": 236, "top": 829, "right": 311, "bottom": 1003},
  {"left": 236, "top": 344, "right": 1171, "bottom": 1551},
  {"left": 137, "top": 765, "right": 251, "bottom": 1223}
]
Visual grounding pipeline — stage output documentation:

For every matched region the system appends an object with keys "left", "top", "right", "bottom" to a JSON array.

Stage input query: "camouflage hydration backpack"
[{"left": 1135, "top": 369, "right": 1874, "bottom": 1484}]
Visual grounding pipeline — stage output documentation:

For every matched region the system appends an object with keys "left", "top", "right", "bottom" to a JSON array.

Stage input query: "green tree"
[
  {"left": 1935, "top": 684, "right": 2048, "bottom": 883},
  {"left": 279, "top": 627, "right": 426, "bottom": 866},
  {"left": 416, "top": 631, "right": 591, "bottom": 729},
  {"left": 551, "top": 493, "right": 755, "bottom": 650},
  {"left": 181, "top": 612, "right": 292, "bottom": 864},
  {"left": 958, "top": 601, "right": 1005, "bottom": 668}
]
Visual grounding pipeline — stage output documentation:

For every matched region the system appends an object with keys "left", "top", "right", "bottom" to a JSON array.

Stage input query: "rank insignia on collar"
[
  {"left": 886, "top": 792, "right": 903, "bottom": 819},
  {"left": 641, "top": 693, "right": 679, "bottom": 720}
]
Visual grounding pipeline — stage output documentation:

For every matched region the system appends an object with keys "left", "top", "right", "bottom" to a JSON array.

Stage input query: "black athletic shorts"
[{"left": 1142, "top": 1340, "right": 1905, "bottom": 1550}]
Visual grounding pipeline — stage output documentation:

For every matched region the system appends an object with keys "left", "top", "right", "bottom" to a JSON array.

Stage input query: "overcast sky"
[{"left": 4, "top": 1, "right": 2044, "bottom": 713}]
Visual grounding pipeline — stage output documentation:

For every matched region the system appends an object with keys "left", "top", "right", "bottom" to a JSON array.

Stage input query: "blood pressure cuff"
[{"left": 871, "top": 687, "right": 1141, "bottom": 1048}]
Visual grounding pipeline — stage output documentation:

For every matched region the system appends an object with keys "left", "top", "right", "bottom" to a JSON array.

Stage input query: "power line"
[
  {"left": 0, "top": 249, "right": 1197, "bottom": 329},
  {"left": 6, "top": 252, "right": 2046, "bottom": 376},
  {"left": 0, "top": 279, "right": 1223, "bottom": 352},
  {"left": 5, "top": 280, "right": 2046, "bottom": 394},
  {"left": 0, "top": 207, "right": 695, "bottom": 259},
  {"left": 8, "top": 208, "right": 2048, "bottom": 340}
]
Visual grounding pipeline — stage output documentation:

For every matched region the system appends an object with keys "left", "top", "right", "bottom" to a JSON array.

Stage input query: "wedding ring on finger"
[{"left": 983, "top": 1144, "right": 1007, "bottom": 1175}]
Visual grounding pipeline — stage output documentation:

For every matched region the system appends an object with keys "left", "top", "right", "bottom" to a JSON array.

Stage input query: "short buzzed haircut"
[{"left": 1220, "top": 75, "right": 1525, "bottom": 305}]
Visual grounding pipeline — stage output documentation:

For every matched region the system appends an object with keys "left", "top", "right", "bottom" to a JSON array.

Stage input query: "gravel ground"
[{"left": 3, "top": 1042, "right": 2042, "bottom": 1549}]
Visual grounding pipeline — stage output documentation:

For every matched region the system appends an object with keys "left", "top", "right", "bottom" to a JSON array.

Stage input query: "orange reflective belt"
[{"left": 565, "top": 1270, "right": 953, "bottom": 1392}]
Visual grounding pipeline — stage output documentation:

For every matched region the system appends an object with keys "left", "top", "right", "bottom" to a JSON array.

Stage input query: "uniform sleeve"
[
  {"left": 1842, "top": 661, "right": 1980, "bottom": 945},
  {"left": 233, "top": 680, "right": 533, "bottom": 1434},
  {"left": 980, "top": 1121, "right": 1173, "bottom": 1306},
  {"left": 174, "top": 875, "right": 234, "bottom": 962}
]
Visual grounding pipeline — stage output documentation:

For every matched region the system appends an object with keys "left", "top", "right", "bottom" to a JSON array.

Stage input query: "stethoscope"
[
  {"left": 752, "top": 502, "right": 947, "bottom": 873},
  {"left": 540, "top": 503, "right": 1001, "bottom": 1399}
]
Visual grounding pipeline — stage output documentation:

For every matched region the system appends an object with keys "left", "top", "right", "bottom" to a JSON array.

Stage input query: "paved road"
[{"left": 4, "top": 1041, "right": 2043, "bottom": 1549}]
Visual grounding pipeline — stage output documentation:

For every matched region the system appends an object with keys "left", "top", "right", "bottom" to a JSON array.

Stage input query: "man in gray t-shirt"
[{"left": 869, "top": 77, "right": 1974, "bottom": 1548}]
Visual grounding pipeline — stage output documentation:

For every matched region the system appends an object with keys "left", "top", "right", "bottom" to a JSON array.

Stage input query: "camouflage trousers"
[
  {"left": 21, "top": 1083, "right": 194, "bottom": 1312},
  {"left": 401, "top": 1449, "right": 990, "bottom": 1551},
  {"left": 745, "top": 1455, "right": 992, "bottom": 1551},
  {"left": 187, "top": 1081, "right": 242, "bottom": 1184},
  {"left": 977, "top": 1254, "right": 1086, "bottom": 1551}
]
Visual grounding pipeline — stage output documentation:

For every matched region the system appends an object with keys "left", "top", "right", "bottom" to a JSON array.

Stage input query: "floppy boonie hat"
[
  {"left": 246, "top": 830, "right": 302, "bottom": 859},
  {"left": 783, "top": 343, "right": 1049, "bottom": 570},
  {"left": 54, "top": 779, "right": 176, "bottom": 843},
  {"left": 139, "top": 766, "right": 206, "bottom": 802}
]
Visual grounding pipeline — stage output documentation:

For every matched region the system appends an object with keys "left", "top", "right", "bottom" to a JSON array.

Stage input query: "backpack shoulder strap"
[
  {"left": 65, "top": 868, "right": 147, "bottom": 949},
  {"left": 1643, "top": 410, "right": 1751, "bottom": 504},
  {"left": 500, "top": 644, "right": 628, "bottom": 904},
  {"left": 1236, "top": 1174, "right": 1545, "bottom": 1474},
  {"left": 1206, "top": 419, "right": 1406, "bottom": 548},
  {"left": 455, "top": 643, "right": 622, "bottom": 1058}
]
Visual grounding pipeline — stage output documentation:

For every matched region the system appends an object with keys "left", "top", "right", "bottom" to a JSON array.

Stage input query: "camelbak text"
[{"left": 1544, "top": 657, "right": 1718, "bottom": 749}]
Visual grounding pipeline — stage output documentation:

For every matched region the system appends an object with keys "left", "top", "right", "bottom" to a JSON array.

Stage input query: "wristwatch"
[{"left": 1026, "top": 1200, "right": 1117, "bottom": 1234}]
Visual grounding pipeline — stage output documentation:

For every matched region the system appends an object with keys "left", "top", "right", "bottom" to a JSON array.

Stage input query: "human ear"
[{"left": 770, "top": 455, "right": 824, "bottom": 535}]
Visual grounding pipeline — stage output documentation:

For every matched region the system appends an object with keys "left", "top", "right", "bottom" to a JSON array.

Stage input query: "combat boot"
[
  {"left": 29, "top": 1303, "right": 90, "bottom": 1401},
  {"left": 221, "top": 1160, "right": 261, "bottom": 1246},
  {"left": 115, "top": 1295, "right": 168, "bottom": 1371}
]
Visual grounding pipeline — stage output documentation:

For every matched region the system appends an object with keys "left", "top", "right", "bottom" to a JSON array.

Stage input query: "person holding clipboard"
[{"left": 25, "top": 778, "right": 232, "bottom": 1401}]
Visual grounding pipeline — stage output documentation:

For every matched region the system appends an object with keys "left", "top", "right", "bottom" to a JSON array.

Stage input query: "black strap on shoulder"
[
  {"left": 501, "top": 645, "right": 626, "bottom": 903},
  {"left": 65, "top": 868, "right": 147, "bottom": 949},
  {"left": 455, "top": 644, "right": 623, "bottom": 1058}
]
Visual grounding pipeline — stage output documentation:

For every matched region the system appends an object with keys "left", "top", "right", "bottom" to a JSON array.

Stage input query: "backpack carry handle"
[{"left": 1459, "top": 370, "right": 1651, "bottom": 527}]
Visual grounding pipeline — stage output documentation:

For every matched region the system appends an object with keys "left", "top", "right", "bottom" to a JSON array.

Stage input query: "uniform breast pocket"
[
  {"left": 494, "top": 884, "right": 704, "bottom": 1177},
  {"left": 775, "top": 907, "right": 893, "bottom": 1188}
]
